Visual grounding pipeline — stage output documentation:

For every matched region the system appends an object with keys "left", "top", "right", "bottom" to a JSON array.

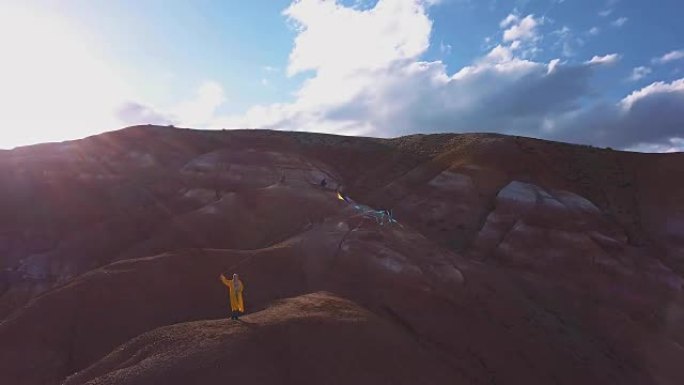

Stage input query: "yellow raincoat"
[{"left": 220, "top": 274, "right": 245, "bottom": 312}]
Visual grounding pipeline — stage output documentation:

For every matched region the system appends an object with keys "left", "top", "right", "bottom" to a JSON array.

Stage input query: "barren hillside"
[{"left": 1, "top": 125, "right": 683, "bottom": 385}]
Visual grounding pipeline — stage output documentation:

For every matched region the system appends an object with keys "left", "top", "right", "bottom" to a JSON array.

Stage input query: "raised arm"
[{"left": 220, "top": 274, "right": 231, "bottom": 287}]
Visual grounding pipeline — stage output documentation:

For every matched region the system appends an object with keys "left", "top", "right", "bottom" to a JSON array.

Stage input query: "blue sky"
[{"left": 1, "top": 0, "right": 683, "bottom": 151}]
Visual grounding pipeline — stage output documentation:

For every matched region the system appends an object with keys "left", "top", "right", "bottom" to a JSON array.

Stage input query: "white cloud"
[
  {"left": 585, "top": 53, "right": 621, "bottom": 66},
  {"left": 547, "top": 58, "right": 562, "bottom": 74},
  {"left": 558, "top": 78, "right": 684, "bottom": 149},
  {"left": 615, "top": 79, "right": 684, "bottom": 147},
  {"left": 588, "top": 27, "right": 600, "bottom": 35},
  {"left": 119, "top": 81, "right": 227, "bottom": 128},
  {"left": 620, "top": 78, "right": 684, "bottom": 110},
  {"left": 626, "top": 138, "right": 684, "bottom": 153},
  {"left": 554, "top": 26, "right": 571, "bottom": 37},
  {"left": 482, "top": 44, "right": 515, "bottom": 63},
  {"left": 170, "top": 81, "right": 227, "bottom": 125},
  {"left": 628, "top": 66, "right": 652, "bottom": 81},
  {"left": 116, "top": 102, "right": 173, "bottom": 126},
  {"left": 502, "top": 14, "right": 541, "bottom": 42},
  {"left": 198, "top": 0, "right": 436, "bottom": 134},
  {"left": 599, "top": 0, "right": 619, "bottom": 16},
  {"left": 653, "top": 50, "right": 684, "bottom": 64},
  {"left": 561, "top": 42, "right": 574, "bottom": 57},
  {"left": 284, "top": 0, "right": 432, "bottom": 77},
  {"left": 209, "top": 2, "right": 584, "bottom": 137},
  {"left": 551, "top": 26, "right": 576, "bottom": 57},
  {"left": 500, "top": 14, "right": 519, "bottom": 28},
  {"left": 611, "top": 17, "right": 628, "bottom": 27},
  {"left": 440, "top": 41, "right": 453, "bottom": 55}
]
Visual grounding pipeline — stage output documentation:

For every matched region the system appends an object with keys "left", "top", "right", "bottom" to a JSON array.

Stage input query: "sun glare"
[{"left": 0, "top": 4, "right": 130, "bottom": 149}]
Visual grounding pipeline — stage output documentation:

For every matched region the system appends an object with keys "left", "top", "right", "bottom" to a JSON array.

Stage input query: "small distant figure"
[
  {"left": 320, "top": 178, "right": 327, "bottom": 188},
  {"left": 220, "top": 273, "right": 245, "bottom": 320},
  {"left": 336, "top": 190, "right": 353, "bottom": 204}
]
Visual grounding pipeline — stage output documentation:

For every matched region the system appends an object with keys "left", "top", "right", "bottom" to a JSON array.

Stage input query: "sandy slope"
[{"left": 62, "top": 292, "right": 460, "bottom": 385}]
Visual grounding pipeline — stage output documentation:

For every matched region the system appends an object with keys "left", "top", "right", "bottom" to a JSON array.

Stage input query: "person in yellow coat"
[{"left": 220, "top": 273, "right": 245, "bottom": 320}]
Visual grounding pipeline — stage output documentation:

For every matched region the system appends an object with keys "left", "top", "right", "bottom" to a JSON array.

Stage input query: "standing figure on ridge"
[{"left": 220, "top": 273, "right": 245, "bottom": 320}]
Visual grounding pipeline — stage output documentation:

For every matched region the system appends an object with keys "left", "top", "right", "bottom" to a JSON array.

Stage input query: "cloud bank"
[{"left": 127, "top": 0, "right": 684, "bottom": 152}]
